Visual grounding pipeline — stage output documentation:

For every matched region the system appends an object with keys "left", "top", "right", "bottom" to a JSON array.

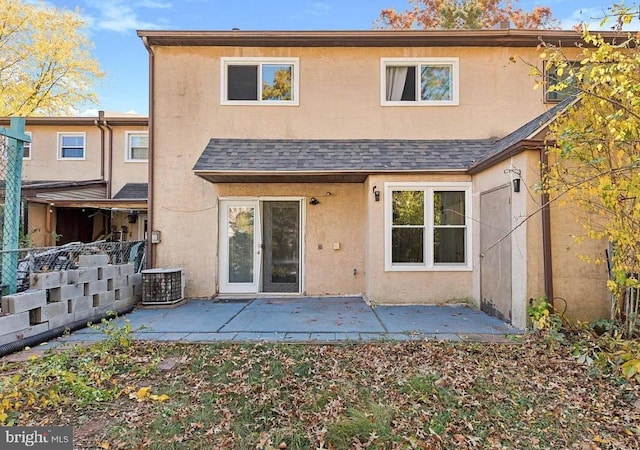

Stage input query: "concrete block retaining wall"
[{"left": 0, "top": 255, "right": 142, "bottom": 346}]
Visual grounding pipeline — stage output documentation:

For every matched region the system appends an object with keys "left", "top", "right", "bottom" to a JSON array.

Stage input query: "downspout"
[
  {"left": 95, "top": 113, "right": 109, "bottom": 236},
  {"left": 101, "top": 118, "right": 114, "bottom": 200},
  {"left": 142, "top": 36, "right": 155, "bottom": 268},
  {"left": 96, "top": 111, "right": 106, "bottom": 182},
  {"left": 540, "top": 148, "right": 554, "bottom": 310}
]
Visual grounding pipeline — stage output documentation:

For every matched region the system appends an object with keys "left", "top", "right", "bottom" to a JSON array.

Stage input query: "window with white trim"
[
  {"left": 126, "top": 132, "right": 148, "bottom": 161},
  {"left": 1, "top": 132, "right": 31, "bottom": 159},
  {"left": 22, "top": 131, "right": 32, "bottom": 159},
  {"left": 58, "top": 133, "right": 85, "bottom": 159},
  {"left": 381, "top": 58, "right": 459, "bottom": 106},
  {"left": 221, "top": 57, "right": 299, "bottom": 105},
  {"left": 544, "top": 60, "right": 578, "bottom": 103},
  {"left": 385, "top": 183, "right": 471, "bottom": 271}
]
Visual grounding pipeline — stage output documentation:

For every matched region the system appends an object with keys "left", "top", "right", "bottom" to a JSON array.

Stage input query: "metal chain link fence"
[
  {"left": 1, "top": 125, "right": 25, "bottom": 295},
  {"left": 0, "top": 240, "right": 146, "bottom": 294}
]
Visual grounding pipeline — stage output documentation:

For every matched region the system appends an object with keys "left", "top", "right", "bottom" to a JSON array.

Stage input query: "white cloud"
[{"left": 83, "top": 0, "right": 169, "bottom": 33}]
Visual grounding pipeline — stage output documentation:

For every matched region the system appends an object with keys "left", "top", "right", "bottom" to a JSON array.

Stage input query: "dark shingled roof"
[
  {"left": 113, "top": 183, "right": 148, "bottom": 200},
  {"left": 192, "top": 100, "right": 575, "bottom": 181},
  {"left": 193, "top": 139, "right": 494, "bottom": 173}
]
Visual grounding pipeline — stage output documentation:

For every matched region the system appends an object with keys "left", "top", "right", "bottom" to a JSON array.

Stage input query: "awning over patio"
[{"left": 193, "top": 139, "right": 493, "bottom": 183}]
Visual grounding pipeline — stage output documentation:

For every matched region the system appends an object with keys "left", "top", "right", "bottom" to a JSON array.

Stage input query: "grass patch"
[{"left": 1, "top": 334, "right": 638, "bottom": 449}]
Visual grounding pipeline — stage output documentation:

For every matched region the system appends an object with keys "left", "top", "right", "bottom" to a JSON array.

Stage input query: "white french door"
[
  {"left": 219, "top": 200, "right": 261, "bottom": 293},
  {"left": 218, "top": 199, "right": 302, "bottom": 294}
]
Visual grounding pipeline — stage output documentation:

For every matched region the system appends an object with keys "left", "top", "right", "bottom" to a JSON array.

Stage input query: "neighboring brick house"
[
  {"left": 137, "top": 29, "right": 614, "bottom": 329},
  {"left": 0, "top": 113, "right": 148, "bottom": 247}
]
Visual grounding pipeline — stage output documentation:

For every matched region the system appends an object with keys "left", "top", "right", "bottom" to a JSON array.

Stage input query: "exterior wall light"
[
  {"left": 309, "top": 197, "right": 320, "bottom": 205},
  {"left": 372, "top": 186, "right": 380, "bottom": 202}
]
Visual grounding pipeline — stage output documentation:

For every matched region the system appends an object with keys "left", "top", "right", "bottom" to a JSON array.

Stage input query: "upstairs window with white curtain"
[{"left": 381, "top": 58, "right": 459, "bottom": 106}]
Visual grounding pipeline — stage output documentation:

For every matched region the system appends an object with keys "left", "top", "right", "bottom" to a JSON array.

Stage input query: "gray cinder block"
[
  {"left": 49, "top": 283, "right": 85, "bottom": 302},
  {"left": 0, "top": 312, "right": 30, "bottom": 334},
  {"left": 84, "top": 279, "right": 108, "bottom": 296},
  {"left": 68, "top": 267, "right": 98, "bottom": 284},
  {"left": 30, "top": 271, "right": 67, "bottom": 290},
  {"left": 1, "top": 290, "right": 47, "bottom": 314},
  {"left": 79, "top": 254, "right": 110, "bottom": 268}
]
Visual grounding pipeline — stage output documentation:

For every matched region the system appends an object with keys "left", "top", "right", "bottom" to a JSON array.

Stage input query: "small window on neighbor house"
[
  {"left": 222, "top": 58, "right": 299, "bottom": 105},
  {"left": 126, "top": 132, "right": 148, "bottom": 161},
  {"left": 545, "top": 61, "right": 579, "bottom": 103},
  {"left": 0, "top": 132, "right": 30, "bottom": 159},
  {"left": 58, "top": 133, "right": 85, "bottom": 159},
  {"left": 22, "top": 131, "right": 31, "bottom": 159},
  {"left": 382, "top": 58, "right": 459, "bottom": 106}
]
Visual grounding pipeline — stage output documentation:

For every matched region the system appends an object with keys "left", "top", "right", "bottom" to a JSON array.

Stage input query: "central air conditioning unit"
[{"left": 141, "top": 268, "right": 184, "bottom": 305}]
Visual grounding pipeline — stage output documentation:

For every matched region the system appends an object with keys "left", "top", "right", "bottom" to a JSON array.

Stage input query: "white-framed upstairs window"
[
  {"left": 385, "top": 182, "right": 471, "bottom": 271},
  {"left": 381, "top": 58, "right": 459, "bottom": 106},
  {"left": 125, "top": 131, "right": 148, "bottom": 162},
  {"left": 22, "top": 131, "right": 32, "bottom": 160},
  {"left": 57, "top": 132, "right": 85, "bottom": 160},
  {"left": 221, "top": 57, "right": 299, "bottom": 105}
]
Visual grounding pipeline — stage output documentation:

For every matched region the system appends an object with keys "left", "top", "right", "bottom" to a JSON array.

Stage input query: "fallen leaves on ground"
[{"left": 1, "top": 334, "right": 638, "bottom": 449}]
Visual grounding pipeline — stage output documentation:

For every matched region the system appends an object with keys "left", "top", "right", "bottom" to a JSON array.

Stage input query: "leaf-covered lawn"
[{"left": 1, "top": 334, "right": 639, "bottom": 449}]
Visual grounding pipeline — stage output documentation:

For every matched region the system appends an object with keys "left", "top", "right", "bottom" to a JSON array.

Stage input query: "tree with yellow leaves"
[
  {"left": 377, "top": 0, "right": 558, "bottom": 30},
  {"left": 537, "top": 6, "right": 640, "bottom": 335},
  {"left": 0, "top": 0, "right": 103, "bottom": 116}
]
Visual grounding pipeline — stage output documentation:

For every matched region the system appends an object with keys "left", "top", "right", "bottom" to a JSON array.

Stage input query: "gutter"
[{"left": 142, "top": 36, "right": 155, "bottom": 269}]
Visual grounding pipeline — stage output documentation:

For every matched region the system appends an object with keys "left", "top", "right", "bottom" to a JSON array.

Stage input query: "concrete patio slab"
[
  {"left": 28, "top": 296, "right": 522, "bottom": 349},
  {"left": 373, "top": 304, "right": 515, "bottom": 335},
  {"left": 220, "top": 297, "right": 385, "bottom": 333}
]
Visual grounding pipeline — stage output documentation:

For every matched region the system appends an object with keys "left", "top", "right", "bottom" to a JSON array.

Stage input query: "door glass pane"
[
  {"left": 228, "top": 206, "right": 254, "bottom": 283},
  {"left": 269, "top": 205, "right": 299, "bottom": 283}
]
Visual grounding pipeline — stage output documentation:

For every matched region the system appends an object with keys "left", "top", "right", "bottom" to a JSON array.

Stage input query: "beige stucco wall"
[
  {"left": 152, "top": 45, "right": 555, "bottom": 141},
  {"left": 472, "top": 150, "right": 610, "bottom": 326},
  {"left": 364, "top": 174, "right": 474, "bottom": 305},
  {"left": 109, "top": 126, "right": 148, "bottom": 195},
  {"left": 548, "top": 198, "right": 610, "bottom": 322},
  {"left": 151, "top": 180, "right": 365, "bottom": 298},
  {"left": 472, "top": 152, "right": 542, "bottom": 329},
  {"left": 21, "top": 123, "right": 147, "bottom": 197},
  {"left": 22, "top": 125, "right": 103, "bottom": 182},
  {"left": 150, "top": 43, "right": 597, "bottom": 311}
]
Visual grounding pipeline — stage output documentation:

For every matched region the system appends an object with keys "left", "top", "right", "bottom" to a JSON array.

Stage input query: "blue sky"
[{"left": 37, "top": 1, "right": 628, "bottom": 115}]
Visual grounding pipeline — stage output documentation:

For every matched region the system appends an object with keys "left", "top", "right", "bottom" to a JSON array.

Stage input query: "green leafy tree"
[
  {"left": 0, "top": 0, "right": 103, "bottom": 116},
  {"left": 535, "top": 5, "right": 640, "bottom": 335}
]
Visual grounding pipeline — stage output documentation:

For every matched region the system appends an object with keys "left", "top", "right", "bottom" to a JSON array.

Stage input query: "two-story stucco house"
[
  {"left": 0, "top": 113, "right": 148, "bottom": 247},
  {"left": 137, "top": 29, "right": 613, "bottom": 329}
]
